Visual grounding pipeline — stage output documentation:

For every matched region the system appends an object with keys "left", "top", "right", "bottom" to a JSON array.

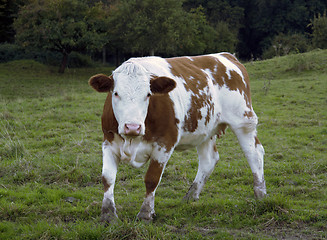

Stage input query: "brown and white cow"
[{"left": 89, "top": 53, "right": 266, "bottom": 223}]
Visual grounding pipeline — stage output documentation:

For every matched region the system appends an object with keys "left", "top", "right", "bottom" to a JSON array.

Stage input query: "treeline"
[{"left": 0, "top": 0, "right": 326, "bottom": 72}]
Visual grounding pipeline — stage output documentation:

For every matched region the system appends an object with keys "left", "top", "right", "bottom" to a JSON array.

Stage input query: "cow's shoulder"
[
  {"left": 102, "top": 93, "right": 118, "bottom": 142},
  {"left": 144, "top": 94, "right": 179, "bottom": 151}
]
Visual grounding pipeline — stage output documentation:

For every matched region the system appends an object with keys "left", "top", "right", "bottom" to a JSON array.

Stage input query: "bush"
[
  {"left": 201, "top": 21, "right": 238, "bottom": 54},
  {"left": 67, "top": 52, "right": 95, "bottom": 68},
  {"left": 0, "top": 43, "right": 25, "bottom": 63},
  {"left": 309, "top": 11, "right": 327, "bottom": 49},
  {"left": 262, "top": 33, "right": 311, "bottom": 59},
  {"left": 0, "top": 43, "right": 61, "bottom": 65},
  {"left": 213, "top": 21, "right": 238, "bottom": 53},
  {"left": 0, "top": 43, "right": 95, "bottom": 68}
]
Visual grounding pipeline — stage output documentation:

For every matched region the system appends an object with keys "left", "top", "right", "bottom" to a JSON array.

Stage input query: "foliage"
[
  {"left": 0, "top": 50, "right": 326, "bottom": 239},
  {"left": 0, "top": 43, "right": 24, "bottom": 62},
  {"left": 309, "top": 11, "right": 327, "bottom": 49},
  {"left": 212, "top": 21, "right": 238, "bottom": 53},
  {"left": 67, "top": 52, "right": 95, "bottom": 68},
  {"left": 2, "top": 0, "right": 327, "bottom": 61},
  {"left": 13, "top": 0, "right": 109, "bottom": 72},
  {"left": 107, "top": 0, "right": 216, "bottom": 56},
  {"left": 236, "top": 0, "right": 327, "bottom": 59},
  {"left": 0, "top": 43, "right": 95, "bottom": 67},
  {"left": 262, "top": 33, "right": 311, "bottom": 59},
  {"left": 0, "top": 0, "right": 25, "bottom": 43}
]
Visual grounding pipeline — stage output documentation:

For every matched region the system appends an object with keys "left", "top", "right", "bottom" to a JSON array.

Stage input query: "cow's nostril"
[{"left": 124, "top": 124, "right": 141, "bottom": 135}]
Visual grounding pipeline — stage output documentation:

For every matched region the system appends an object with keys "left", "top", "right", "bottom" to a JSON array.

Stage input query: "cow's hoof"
[
  {"left": 100, "top": 213, "right": 119, "bottom": 225},
  {"left": 182, "top": 183, "right": 199, "bottom": 202},
  {"left": 254, "top": 187, "right": 267, "bottom": 200},
  {"left": 100, "top": 201, "right": 119, "bottom": 225},
  {"left": 136, "top": 211, "right": 156, "bottom": 223}
]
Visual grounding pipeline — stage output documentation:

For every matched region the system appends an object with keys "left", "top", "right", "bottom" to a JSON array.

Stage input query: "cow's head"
[{"left": 89, "top": 62, "right": 176, "bottom": 138}]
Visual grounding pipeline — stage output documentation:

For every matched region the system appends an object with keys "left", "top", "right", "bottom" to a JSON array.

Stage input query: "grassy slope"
[{"left": 0, "top": 50, "right": 326, "bottom": 239}]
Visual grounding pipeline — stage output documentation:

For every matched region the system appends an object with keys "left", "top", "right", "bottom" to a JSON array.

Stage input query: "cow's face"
[{"left": 89, "top": 70, "right": 176, "bottom": 138}]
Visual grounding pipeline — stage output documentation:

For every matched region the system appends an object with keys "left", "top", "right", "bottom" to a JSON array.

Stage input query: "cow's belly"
[
  {"left": 175, "top": 133, "right": 208, "bottom": 150},
  {"left": 176, "top": 121, "right": 219, "bottom": 150}
]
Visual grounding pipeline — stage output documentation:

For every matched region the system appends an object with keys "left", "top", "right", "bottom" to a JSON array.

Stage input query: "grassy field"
[{"left": 0, "top": 50, "right": 326, "bottom": 239}]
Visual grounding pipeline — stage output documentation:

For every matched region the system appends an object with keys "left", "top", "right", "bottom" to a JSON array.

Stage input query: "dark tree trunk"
[
  {"left": 59, "top": 52, "right": 69, "bottom": 73},
  {"left": 102, "top": 47, "right": 106, "bottom": 65},
  {"left": 115, "top": 48, "right": 120, "bottom": 67}
]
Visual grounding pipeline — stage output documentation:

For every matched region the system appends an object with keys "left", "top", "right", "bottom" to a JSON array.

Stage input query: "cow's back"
[{"left": 127, "top": 53, "right": 253, "bottom": 149}]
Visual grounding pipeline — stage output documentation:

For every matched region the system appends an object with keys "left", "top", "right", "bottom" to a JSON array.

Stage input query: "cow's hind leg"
[
  {"left": 183, "top": 136, "right": 219, "bottom": 201},
  {"left": 230, "top": 119, "right": 266, "bottom": 199}
]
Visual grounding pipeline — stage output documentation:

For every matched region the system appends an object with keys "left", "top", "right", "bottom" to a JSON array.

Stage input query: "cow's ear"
[
  {"left": 150, "top": 76, "right": 176, "bottom": 94},
  {"left": 89, "top": 74, "right": 114, "bottom": 92}
]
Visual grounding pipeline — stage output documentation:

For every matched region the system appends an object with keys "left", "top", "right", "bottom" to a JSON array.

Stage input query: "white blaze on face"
[{"left": 111, "top": 63, "right": 151, "bottom": 136}]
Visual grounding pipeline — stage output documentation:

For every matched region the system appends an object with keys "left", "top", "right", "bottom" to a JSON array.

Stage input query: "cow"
[{"left": 88, "top": 52, "right": 266, "bottom": 223}]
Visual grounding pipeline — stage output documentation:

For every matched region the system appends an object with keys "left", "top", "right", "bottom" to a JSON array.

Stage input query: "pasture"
[{"left": 0, "top": 50, "right": 326, "bottom": 239}]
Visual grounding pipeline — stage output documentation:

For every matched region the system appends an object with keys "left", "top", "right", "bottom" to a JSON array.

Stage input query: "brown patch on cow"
[
  {"left": 101, "top": 93, "right": 119, "bottom": 142},
  {"left": 205, "top": 98, "right": 214, "bottom": 125},
  {"left": 167, "top": 56, "right": 218, "bottom": 132},
  {"left": 144, "top": 94, "right": 178, "bottom": 151},
  {"left": 167, "top": 54, "right": 252, "bottom": 132},
  {"left": 217, "top": 123, "right": 228, "bottom": 138},
  {"left": 221, "top": 53, "right": 252, "bottom": 108},
  {"left": 102, "top": 176, "right": 110, "bottom": 192},
  {"left": 244, "top": 111, "right": 254, "bottom": 118},
  {"left": 229, "top": 70, "right": 252, "bottom": 108},
  {"left": 211, "top": 60, "right": 228, "bottom": 87},
  {"left": 167, "top": 56, "right": 209, "bottom": 93},
  {"left": 144, "top": 159, "right": 164, "bottom": 196},
  {"left": 255, "top": 136, "right": 261, "bottom": 146},
  {"left": 213, "top": 143, "right": 218, "bottom": 152}
]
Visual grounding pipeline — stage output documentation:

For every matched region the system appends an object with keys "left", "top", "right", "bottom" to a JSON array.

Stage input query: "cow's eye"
[
  {"left": 114, "top": 92, "right": 119, "bottom": 97},
  {"left": 147, "top": 93, "right": 151, "bottom": 98}
]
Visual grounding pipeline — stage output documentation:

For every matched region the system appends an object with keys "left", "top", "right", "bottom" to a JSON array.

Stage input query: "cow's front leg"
[
  {"left": 137, "top": 159, "right": 166, "bottom": 222},
  {"left": 101, "top": 141, "right": 119, "bottom": 224}
]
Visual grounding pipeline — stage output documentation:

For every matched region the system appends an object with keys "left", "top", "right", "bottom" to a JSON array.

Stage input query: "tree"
[
  {"left": 14, "top": 0, "right": 109, "bottom": 73},
  {"left": 107, "top": 0, "right": 216, "bottom": 59},
  {"left": 309, "top": 11, "right": 327, "bottom": 49},
  {"left": 237, "top": 0, "right": 327, "bottom": 59},
  {"left": 0, "top": 0, "right": 25, "bottom": 43}
]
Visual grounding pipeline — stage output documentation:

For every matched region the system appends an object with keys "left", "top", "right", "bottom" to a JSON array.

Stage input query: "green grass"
[{"left": 1, "top": 50, "right": 326, "bottom": 239}]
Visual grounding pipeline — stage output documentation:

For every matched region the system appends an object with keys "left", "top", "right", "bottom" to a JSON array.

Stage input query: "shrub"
[
  {"left": 0, "top": 43, "right": 25, "bottom": 63},
  {"left": 67, "top": 52, "right": 95, "bottom": 68},
  {"left": 262, "top": 33, "right": 311, "bottom": 59},
  {"left": 309, "top": 11, "right": 327, "bottom": 49},
  {"left": 0, "top": 43, "right": 95, "bottom": 67}
]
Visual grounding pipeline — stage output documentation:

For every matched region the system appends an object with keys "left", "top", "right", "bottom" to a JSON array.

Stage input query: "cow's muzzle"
[{"left": 124, "top": 123, "right": 142, "bottom": 136}]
